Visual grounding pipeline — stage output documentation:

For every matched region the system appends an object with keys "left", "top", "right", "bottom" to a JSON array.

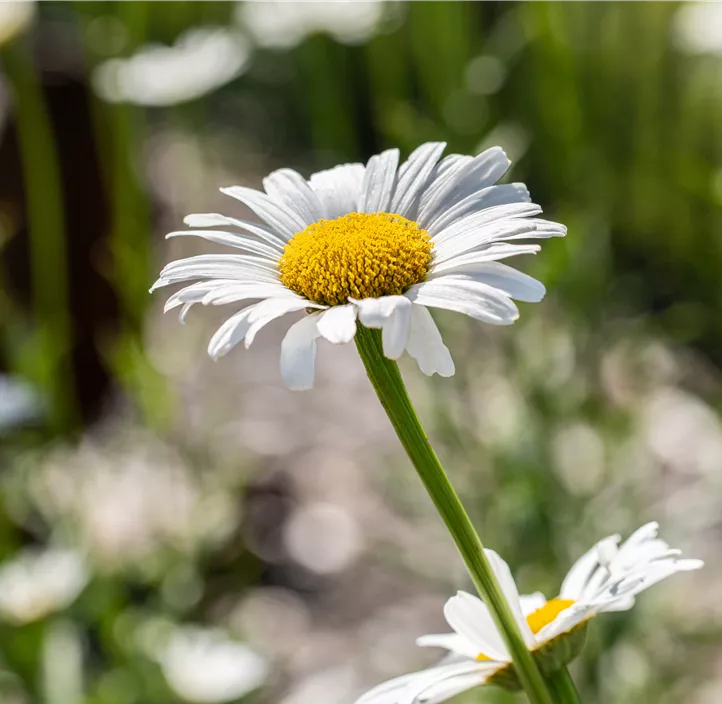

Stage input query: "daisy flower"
[
  {"left": 152, "top": 143, "right": 565, "bottom": 390},
  {"left": 356, "top": 522, "right": 702, "bottom": 703}
]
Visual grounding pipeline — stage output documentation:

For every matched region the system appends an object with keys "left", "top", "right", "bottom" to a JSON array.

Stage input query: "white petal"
[
  {"left": 199, "top": 282, "right": 294, "bottom": 307},
  {"left": 534, "top": 603, "right": 594, "bottom": 645},
  {"left": 183, "top": 213, "right": 286, "bottom": 249},
  {"left": 391, "top": 142, "right": 447, "bottom": 219},
  {"left": 519, "top": 592, "right": 547, "bottom": 616},
  {"left": 484, "top": 549, "right": 535, "bottom": 647},
  {"left": 403, "top": 661, "right": 498, "bottom": 704},
  {"left": 207, "top": 305, "right": 260, "bottom": 360},
  {"left": 381, "top": 298, "right": 412, "bottom": 359},
  {"left": 245, "top": 298, "right": 324, "bottom": 348},
  {"left": 427, "top": 265, "right": 546, "bottom": 303},
  {"left": 418, "top": 154, "right": 474, "bottom": 214},
  {"left": 424, "top": 183, "right": 531, "bottom": 236},
  {"left": 316, "top": 304, "right": 358, "bottom": 344},
  {"left": 350, "top": 295, "right": 410, "bottom": 328},
  {"left": 221, "top": 186, "right": 306, "bottom": 240},
  {"left": 617, "top": 522, "right": 659, "bottom": 554},
  {"left": 163, "top": 279, "right": 233, "bottom": 311},
  {"left": 611, "top": 558, "right": 704, "bottom": 602},
  {"left": 434, "top": 242, "right": 542, "bottom": 267},
  {"left": 263, "top": 168, "right": 324, "bottom": 227},
  {"left": 166, "top": 229, "right": 281, "bottom": 260},
  {"left": 406, "top": 279, "right": 519, "bottom": 326},
  {"left": 308, "top": 163, "right": 365, "bottom": 219},
  {"left": 559, "top": 534, "right": 620, "bottom": 600},
  {"left": 416, "top": 633, "right": 480, "bottom": 660},
  {"left": 354, "top": 671, "right": 425, "bottom": 704},
  {"left": 280, "top": 314, "right": 323, "bottom": 390},
  {"left": 359, "top": 148, "right": 399, "bottom": 213},
  {"left": 431, "top": 204, "right": 541, "bottom": 245},
  {"left": 418, "top": 146, "right": 511, "bottom": 228},
  {"left": 442, "top": 591, "right": 510, "bottom": 662},
  {"left": 405, "top": 304, "right": 454, "bottom": 377}
]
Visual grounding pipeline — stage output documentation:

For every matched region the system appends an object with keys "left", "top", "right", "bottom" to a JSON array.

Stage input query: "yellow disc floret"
[
  {"left": 278, "top": 212, "right": 433, "bottom": 306},
  {"left": 526, "top": 598, "right": 576, "bottom": 635}
]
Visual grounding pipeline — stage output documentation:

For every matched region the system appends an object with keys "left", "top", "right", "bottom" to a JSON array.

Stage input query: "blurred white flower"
[
  {"left": 0, "top": 375, "right": 42, "bottom": 432},
  {"left": 675, "top": 2, "right": 722, "bottom": 55},
  {"left": 642, "top": 387, "right": 722, "bottom": 476},
  {"left": 93, "top": 27, "right": 250, "bottom": 106},
  {"left": 159, "top": 626, "right": 269, "bottom": 703},
  {"left": 238, "top": 0, "right": 384, "bottom": 49},
  {"left": 357, "top": 523, "right": 702, "bottom": 703},
  {"left": 0, "top": 548, "right": 88, "bottom": 625},
  {"left": 284, "top": 502, "right": 362, "bottom": 574},
  {"left": 30, "top": 437, "right": 236, "bottom": 570},
  {"left": 0, "top": 0, "right": 35, "bottom": 47}
]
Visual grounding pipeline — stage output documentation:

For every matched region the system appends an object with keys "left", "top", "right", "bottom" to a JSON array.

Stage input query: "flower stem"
[
  {"left": 354, "top": 325, "right": 555, "bottom": 704},
  {"left": 547, "top": 667, "right": 582, "bottom": 703}
]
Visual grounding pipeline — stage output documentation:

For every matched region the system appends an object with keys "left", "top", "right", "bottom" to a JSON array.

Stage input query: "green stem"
[
  {"left": 354, "top": 326, "right": 554, "bottom": 704},
  {"left": 547, "top": 667, "right": 582, "bottom": 703}
]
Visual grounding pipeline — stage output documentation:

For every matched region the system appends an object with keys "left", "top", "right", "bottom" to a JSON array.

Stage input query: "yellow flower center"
[
  {"left": 526, "top": 598, "right": 576, "bottom": 635},
  {"left": 278, "top": 212, "right": 433, "bottom": 306},
  {"left": 476, "top": 599, "right": 576, "bottom": 662}
]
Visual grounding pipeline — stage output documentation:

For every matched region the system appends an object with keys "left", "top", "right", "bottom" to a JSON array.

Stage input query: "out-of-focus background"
[{"left": 0, "top": 1, "right": 721, "bottom": 702}]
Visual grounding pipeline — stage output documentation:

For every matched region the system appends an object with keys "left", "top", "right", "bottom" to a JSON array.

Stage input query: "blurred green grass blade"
[{"left": 1, "top": 39, "right": 77, "bottom": 431}]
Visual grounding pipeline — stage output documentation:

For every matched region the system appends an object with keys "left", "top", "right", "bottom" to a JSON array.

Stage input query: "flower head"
[
  {"left": 356, "top": 522, "right": 702, "bottom": 703},
  {"left": 153, "top": 143, "right": 565, "bottom": 389}
]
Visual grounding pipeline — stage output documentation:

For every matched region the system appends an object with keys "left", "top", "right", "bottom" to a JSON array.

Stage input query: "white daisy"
[
  {"left": 356, "top": 522, "right": 702, "bottom": 703},
  {"left": 152, "top": 143, "right": 565, "bottom": 390},
  {"left": 0, "top": 547, "right": 88, "bottom": 625},
  {"left": 93, "top": 27, "right": 250, "bottom": 107},
  {"left": 158, "top": 626, "right": 269, "bottom": 703}
]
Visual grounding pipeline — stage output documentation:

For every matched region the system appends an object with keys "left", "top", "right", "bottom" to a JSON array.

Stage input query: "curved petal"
[
  {"left": 166, "top": 230, "right": 281, "bottom": 260},
  {"left": 426, "top": 265, "right": 546, "bottom": 303},
  {"left": 316, "top": 304, "right": 358, "bottom": 344},
  {"left": 355, "top": 662, "right": 496, "bottom": 704},
  {"left": 418, "top": 154, "right": 474, "bottom": 214},
  {"left": 207, "top": 305, "right": 260, "bottom": 360},
  {"left": 407, "top": 663, "right": 498, "bottom": 704},
  {"left": 431, "top": 204, "right": 541, "bottom": 246},
  {"left": 415, "top": 633, "right": 480, "bottom": 660},
  {"left": 280, "top": 314, "right": 323, "bottom": 390},
  {"left": 245, "top": 297, "right": 324, "bottom": 348},
  {"left": 381, "top": 298, "right": 412, "bottom": 359},
  {"left": 406, "top": 279, "right": 519, "bottom": 326},
  {"left": 485, "top": 549, "right": 535, "bottom": 647},
  {"left": 350, "top": 295, "right": 410, "bottom": 329},
  {"left": 404, "top": 304, "right": 454, "bottom": 377},
  {"left": 559, "top": 534, "right": 620, "bottom": 600},
  {"left": 534, "top": 602, "right": 594, "bottom": 645},
  {"left": 183, "top": 213, "right": 286, "bottom": 249},
  {"left": 263, "top": 168, "right": 324, "bottom": 227},
  {"left": 359, "top": 148, "right": 399, "bottom": 213},
  {"left": 391, "top": 142, "right": 447, "bottom": 219},
  {"left": 308, "top": 163, "right": 365, "bottom": 219},
  {"left": 520, "top": 592, "right": 547, "bottom": 616},
  {"left": 221, "top": 186, "right": 306, "bottom": 240},
  {"left": 417, "top": 146, "right": 511, "bottom": 229},
  {"left": 443, "top": 591, "right": 510, "bottom": 662},
  {"left": 424, "top": 183, "right": 531, "bottom": 236}
]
